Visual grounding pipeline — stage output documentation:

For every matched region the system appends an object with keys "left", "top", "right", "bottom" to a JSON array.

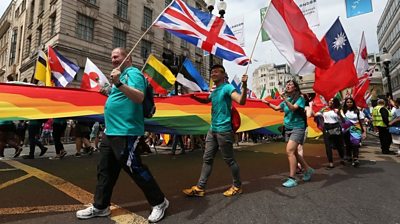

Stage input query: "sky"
[{"left": 0, "top": 0, "right": 388, "bottom": 87}]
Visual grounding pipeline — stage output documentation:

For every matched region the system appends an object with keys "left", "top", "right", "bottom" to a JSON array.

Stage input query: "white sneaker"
[
  {"left": 148, "top": 198, "right": 169, "bottom": 223},
  {"left": 76, "top": 204, "right": 111, "bottom": 219}
]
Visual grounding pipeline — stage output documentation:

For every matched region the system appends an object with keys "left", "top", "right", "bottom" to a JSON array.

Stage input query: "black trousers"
[
  {"left": 53, "top": 122, "right": 66, "bottom": 154},
  {"left": 28, "top": 124, "right": 45, "bottom": 156},
  {"left": 94, "top": 135, "right": 165, "bottom": 209},
  {"left": 377, "top": 126, "right": 392, "bottom": 153},
  {"left": 323, "top": 133, "right": 345, "bottom": 163}
]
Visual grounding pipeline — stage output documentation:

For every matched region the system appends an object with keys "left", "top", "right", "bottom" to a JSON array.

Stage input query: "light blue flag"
[{"left": 345, "top": 0, "right": 373, "bottom": 18}]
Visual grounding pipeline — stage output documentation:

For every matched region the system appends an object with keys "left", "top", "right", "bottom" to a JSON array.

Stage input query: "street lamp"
[
  {"left": 217, "top": 0, "right": 227, "bottom": 18},
  {"left": 204, "top": 0, "right": 215, "bottom": 84},
  {"left": 381, "top": 47, "right": 392, "bottom": 99}
]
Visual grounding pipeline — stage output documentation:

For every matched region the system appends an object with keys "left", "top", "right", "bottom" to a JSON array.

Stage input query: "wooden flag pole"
[{"left": 244, "top": 3, "right": 269, "bottom": 75}]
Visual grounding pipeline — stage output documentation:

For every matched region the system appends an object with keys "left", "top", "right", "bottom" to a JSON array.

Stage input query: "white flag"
[
  {"left": 355, "top": 31, "right": 369, "bottom": 76},
  {"left": 81, "top": 58, "right": 110, "bottom": 91}
]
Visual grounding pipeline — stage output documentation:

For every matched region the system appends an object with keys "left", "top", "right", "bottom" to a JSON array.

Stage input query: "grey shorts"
[{"left": 285, "top": 128, "right": 306, "bottom": 144}]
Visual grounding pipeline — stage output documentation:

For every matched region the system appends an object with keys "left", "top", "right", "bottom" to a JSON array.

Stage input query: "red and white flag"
[
  {"left": 263, "top": 0, "right": 331, "bottom": 74},
  {"left": 355, "top": 31, "right": 369, "bottom": 76},
  {"left": 81, "top": 58, "right": 109, "bottom": 91}
]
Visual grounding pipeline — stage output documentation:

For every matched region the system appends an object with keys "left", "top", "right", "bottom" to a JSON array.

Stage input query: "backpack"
[
  {"left": 142, "top": 77, "right": 156, "bottom": 118},
  {"left": 231, "top": 106, "right": 241, "bottom": 133},
  {"left": 124, "top": 72, "right": 156, "bottom": 119}
]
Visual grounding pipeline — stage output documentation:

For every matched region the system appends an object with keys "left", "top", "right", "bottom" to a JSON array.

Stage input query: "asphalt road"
[{"left": 1, "top": 135, "right": 400, "bottom": 224}]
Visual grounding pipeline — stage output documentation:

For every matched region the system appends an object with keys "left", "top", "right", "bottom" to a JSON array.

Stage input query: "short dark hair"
[{"left": 210, "top": 64, "right": 225, "bottom": 73}]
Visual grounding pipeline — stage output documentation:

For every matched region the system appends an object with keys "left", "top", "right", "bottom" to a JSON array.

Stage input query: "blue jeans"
[{"left": 198, "top": 130, "right": 241, "bottom": 188}]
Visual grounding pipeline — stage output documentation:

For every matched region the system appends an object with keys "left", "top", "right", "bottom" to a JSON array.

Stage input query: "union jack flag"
[{"left": 154, "top": 0, "right": 249, "bottom": 66}]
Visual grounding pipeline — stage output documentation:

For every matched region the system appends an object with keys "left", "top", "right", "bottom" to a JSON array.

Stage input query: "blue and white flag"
[
  {"left": 230, "top": 75, "right": 242, "bottom": 94},
  {"left": 176, "top": 58, "right": 209, "bottom": 92},
  {"left": 345, "top": 0, "right": 373, "bottom": 18}
]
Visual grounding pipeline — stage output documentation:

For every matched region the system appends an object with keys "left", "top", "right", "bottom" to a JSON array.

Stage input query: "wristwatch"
[{"left": 115, "top": 82, "right": 123, "bottom": 88}]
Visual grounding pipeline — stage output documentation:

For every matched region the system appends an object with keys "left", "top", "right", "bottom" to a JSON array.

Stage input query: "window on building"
[
  {"left": 9, "top": 29, "right": 18, "bottom": 65},
  {"left": 181, "top": 39, "right": 188, "bottom": 48},
  {"left": 164, "top": 30, "right": 171, "bottom": 41},
  {"left": 25, "top": 35, "right": 32, "bottom": 58},
  {"left": 50, "top": 13, "right": 56, "bottom": 36},
  {"left": 116, "top": 0, "right": 128, "bottom": 19},
  {"left": 29, "top": 0, "right": 35, "bottom": 24},
  {"left": 37, "top": 25, "right": 42, "bottom": 47},
  {"left": 76, "top": 13, "right": 94, "bottom": 41},
  {"left": 142, "top": 7, "right": 152, "bottom": 29},
  {"left": 85, "top": 0, "right": 96, "bottom": 4},
  {"left": 21, "top": 0, "right": 26, "bottom": 11},
  {"left": 141, "top": 40, "right": 152, "bottom": 58},
  {"left": 39, "top": 0, "right": 44, "bottom": 13},
  {"left": 165, "top": 0, "right": 172, "bottom": 7},
  {"left": 113, "top": 28, "right": 127, "bottom": 48}
]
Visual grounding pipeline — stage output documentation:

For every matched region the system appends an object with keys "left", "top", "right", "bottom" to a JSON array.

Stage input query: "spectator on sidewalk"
[
  {"left": 76, "top": 47, "right": 168, "bottom": 223},
  {"left": 183, "top": 64, "right": 248, "bottom": 197}
]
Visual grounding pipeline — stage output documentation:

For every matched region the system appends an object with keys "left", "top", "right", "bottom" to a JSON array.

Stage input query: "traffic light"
[{"left": 162, "top": 52, "right": 179, "bottom": 74}]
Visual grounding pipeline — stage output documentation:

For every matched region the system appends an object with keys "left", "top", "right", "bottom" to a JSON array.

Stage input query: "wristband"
[{"left": 115, "top": 82, "right": 124, "bottom": 88}]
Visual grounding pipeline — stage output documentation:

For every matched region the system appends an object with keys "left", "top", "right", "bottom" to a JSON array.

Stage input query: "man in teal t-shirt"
[
  {"left": 183, "top": 64, "right": 248, "bottom": 197},
  {"left": 77, "top": 48, "right": 168, "bottom": 223}
]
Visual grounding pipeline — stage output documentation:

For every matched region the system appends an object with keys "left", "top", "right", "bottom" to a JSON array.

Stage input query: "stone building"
[
  {"left": 0, "top": 0, "right": 220, "bottom": 86},
  {"left": 252, "top": 63, "right": 296, "bottom": 98}
]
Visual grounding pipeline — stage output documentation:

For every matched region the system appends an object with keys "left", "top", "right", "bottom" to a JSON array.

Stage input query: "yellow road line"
[
  {"left": 1, "top": 160, "right": 147, "bottom": 224},
  {"left": 0, "top": 204, "right": 82, "bottom": 215},
  {"left": 0, "top": 174, "right": 32, "bottom": 190},
  {"left": 0, "top": 168, "right": 18, "bottom": 172}
]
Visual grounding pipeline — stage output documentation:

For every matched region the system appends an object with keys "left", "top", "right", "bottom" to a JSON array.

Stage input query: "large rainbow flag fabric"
[{"left": 0, "top": 83, "right": 321, "bottom": 137}]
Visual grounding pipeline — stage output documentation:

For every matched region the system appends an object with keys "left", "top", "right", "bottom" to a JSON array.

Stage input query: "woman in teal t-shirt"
[{"left": 262, "top": 80, "right": 315, "bottom": 188}]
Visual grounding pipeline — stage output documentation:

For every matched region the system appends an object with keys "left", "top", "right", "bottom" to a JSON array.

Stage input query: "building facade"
[
  {"left": 0, "top": 0, "right": 221, "bottom": 86},
  {"left": 252, "top": 63, "right": 296, "bottom": 98},
  {"left": 377, "top": 0, "right": 400, "bottom": 99}
]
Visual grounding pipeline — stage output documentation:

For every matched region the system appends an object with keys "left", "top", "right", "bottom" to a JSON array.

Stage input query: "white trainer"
[
  {"left": 148, "top": 198, "right": 169, "bottom": 223},
  {"left": 76, "top": 204, "right": 111, "bottom": 219}
]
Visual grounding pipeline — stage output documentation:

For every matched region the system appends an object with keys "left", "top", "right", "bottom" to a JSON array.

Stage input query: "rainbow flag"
[{"left": 0, "top": 83, "right": 322, "bottom": 137}]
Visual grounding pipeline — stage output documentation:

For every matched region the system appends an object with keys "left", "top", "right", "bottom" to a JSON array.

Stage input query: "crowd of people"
[{"left": 1, "top": 47, "right": 399, "bottom": 223}]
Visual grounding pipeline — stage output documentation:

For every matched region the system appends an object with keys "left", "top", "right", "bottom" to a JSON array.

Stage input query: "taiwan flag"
[{"left": 313, "top": 18, "right": 358, "bottom": 101}]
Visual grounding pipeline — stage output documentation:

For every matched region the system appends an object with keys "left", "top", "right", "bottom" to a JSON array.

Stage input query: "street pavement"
[{"left": 1, "top": 135, "right": 400, "bottom": 224}]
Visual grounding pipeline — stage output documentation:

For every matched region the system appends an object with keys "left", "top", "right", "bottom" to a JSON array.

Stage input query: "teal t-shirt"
[
  {"left": 104, "top": 67, "right": 145, "bottom": 136},
  {"left": 209, "top": 83, "right": 235, "bottom": 132},
  {"left": 0, "top": 120, "right": 13, "bottom": 125},
  {"left": 280, "top": 96, "right": 306, "bottom": 129}
]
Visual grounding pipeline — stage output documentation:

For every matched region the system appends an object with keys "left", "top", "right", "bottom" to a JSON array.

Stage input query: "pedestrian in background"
[
  {"left": 76, "top": 48, "right": 168, "bottom": 223},
  {"left": 51, "top": 118, "right": 67, "bottom": 159},
  {"left": 263, "top": 80, "right": 315, "bottom": 188},
  {"left": 342, "top": 97, "right": 367, "bottom": 167},
  {"left": 372, "top": 99, "right": 393, "bottom": 155},
  {"left": 183, "top": 64, "right": 247, "bottom": 197}
]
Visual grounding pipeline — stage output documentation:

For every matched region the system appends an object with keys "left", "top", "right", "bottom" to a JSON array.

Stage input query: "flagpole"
[
  {"left": 118, "top": 0, "right": 175, "bottom": 70},
  {"left": 244, "top": 3, "right": 269, "bottom": 75}
]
